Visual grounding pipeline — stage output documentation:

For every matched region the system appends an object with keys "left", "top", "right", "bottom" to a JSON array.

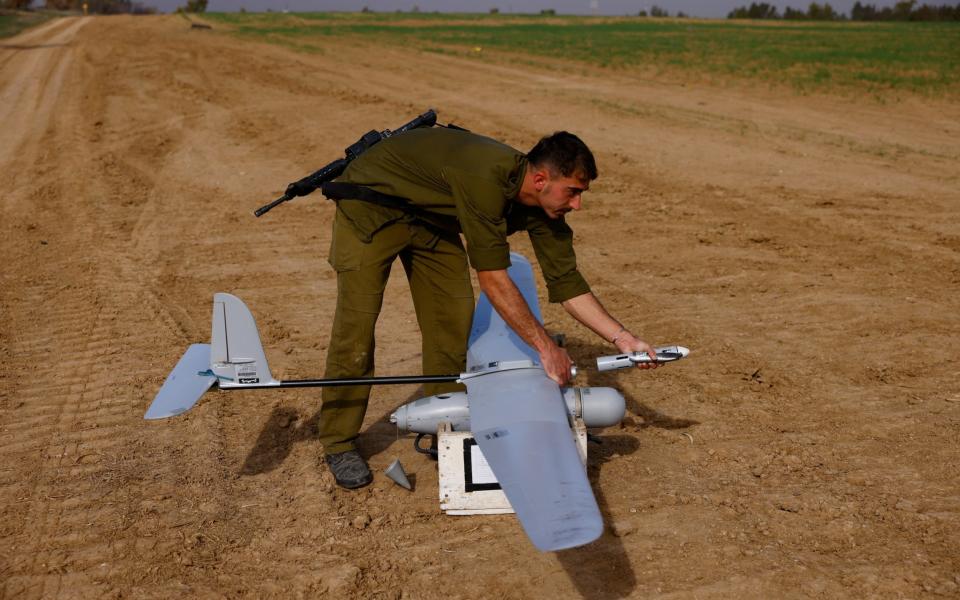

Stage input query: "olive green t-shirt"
[{"left": 332, "top": 127, "right": 590, "bottom": 303}]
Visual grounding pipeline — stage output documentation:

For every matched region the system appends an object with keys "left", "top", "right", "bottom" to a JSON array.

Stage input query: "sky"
[{"left": 149, "top": 1, "right": 900, "bottom": 19}]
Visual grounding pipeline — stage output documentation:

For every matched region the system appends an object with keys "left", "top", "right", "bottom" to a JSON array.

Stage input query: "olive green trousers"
[{"left": 318, "top": 208, "right": 475, "bottom": 455}]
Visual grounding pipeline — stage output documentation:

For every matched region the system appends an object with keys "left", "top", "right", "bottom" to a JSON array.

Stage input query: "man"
[{"left": 319, "top": 126, "right": 657, "bottom": 489}]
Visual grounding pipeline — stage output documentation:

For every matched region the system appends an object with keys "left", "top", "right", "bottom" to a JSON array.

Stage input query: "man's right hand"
[
  {"left": 539, "top": 340, "right": 574, "bottom": 386},
  {"left": 477, "top": 269, "right": 576, "bottom": 387}
]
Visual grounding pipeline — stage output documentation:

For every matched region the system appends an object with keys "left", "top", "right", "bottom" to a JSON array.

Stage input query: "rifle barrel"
[{"left": 254, "top": 194, "right": 292, "bottom": 218}]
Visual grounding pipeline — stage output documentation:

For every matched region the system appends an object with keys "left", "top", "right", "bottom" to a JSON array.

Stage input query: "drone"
[{"left": 145, "top": 253, "right": 688, "bottom": 552}]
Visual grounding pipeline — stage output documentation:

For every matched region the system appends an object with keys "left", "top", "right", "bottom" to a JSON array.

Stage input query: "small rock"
[
  {"left": 777, "top": 498, "right": 801, "bottom": 513},
  {"left": 802, "top": 577, "right": 829, "bottom": 594},
  {"left": 609, "top": 520, "right": 635, "bottom": 537},
  {"left": 939, "top": 580, "right": 959, "bottom": 594},
  {"left": 895, "top": 498, "right": 917, "bottom": 512},
  {"left": 846, "top": 473, "right": 871, "bottom": 486},
  {"left": 325, "top": 565, "right": 361, "bottom": 593},
  {"left": 352, "top": 514, "right": 370, "bottom": 530}
]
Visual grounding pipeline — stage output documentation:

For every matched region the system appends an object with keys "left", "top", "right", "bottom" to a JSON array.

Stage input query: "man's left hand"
[{"left": 614, "top": 332, "right": 659, "bottom": 370}]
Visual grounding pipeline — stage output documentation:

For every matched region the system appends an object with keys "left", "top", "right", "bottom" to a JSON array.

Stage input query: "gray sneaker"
[{"left": 326, "top": 450, "right": 373, "bottom": 489}]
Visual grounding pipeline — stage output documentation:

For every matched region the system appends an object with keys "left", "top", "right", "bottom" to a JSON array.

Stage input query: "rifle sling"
[{"left": 321, "top": 181, "right": 412, "bottom": 211}]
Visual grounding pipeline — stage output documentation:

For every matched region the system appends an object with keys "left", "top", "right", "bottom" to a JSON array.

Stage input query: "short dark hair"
[{"left": 527, "top": 131, "right": 598, "bottom": 181}]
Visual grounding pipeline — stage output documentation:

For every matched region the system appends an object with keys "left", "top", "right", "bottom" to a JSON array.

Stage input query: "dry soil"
[{"left": 1, "top": 15, "right": 959, "bottom": 600}]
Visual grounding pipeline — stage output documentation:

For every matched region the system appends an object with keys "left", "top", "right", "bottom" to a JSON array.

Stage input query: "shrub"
[{"left": 181, "top": 0, "right": 206, "bottom": 13}]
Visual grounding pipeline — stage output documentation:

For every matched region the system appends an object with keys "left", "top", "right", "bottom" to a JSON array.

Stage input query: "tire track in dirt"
[
  {"left": 2, "top": 305, "right": 125, "bottom": 598},
  {"left": 0, "top": 16, "right": 72, "bottom": 68},
  {"left": 0, "top": 17, "right": 98, "bottom": 538},
  {"left": 0, "top": 17, "right": 237, "bottom": 598},
  {"left": 0, "top": 17, "right": 90, "bottom": 172},
  {"left": 0, "top": 18, "right": 347, "bottom": 595}
]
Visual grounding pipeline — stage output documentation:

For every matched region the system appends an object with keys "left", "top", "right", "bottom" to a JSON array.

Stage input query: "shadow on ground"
[
  {"left": 556, "top": 434, "right": 641, "bottom": 599},
  {"left": 239, "top": 387, "right": 426, "bottom": 475}
]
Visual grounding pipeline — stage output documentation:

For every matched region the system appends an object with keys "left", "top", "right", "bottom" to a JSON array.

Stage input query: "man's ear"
[{"left": 532, "top": 168, "right": 550, "bottom": 191}]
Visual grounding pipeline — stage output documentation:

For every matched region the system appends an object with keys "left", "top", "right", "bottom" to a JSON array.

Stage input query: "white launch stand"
[{"left": 438, "top": 419, "right": 589, "bottom": 515}]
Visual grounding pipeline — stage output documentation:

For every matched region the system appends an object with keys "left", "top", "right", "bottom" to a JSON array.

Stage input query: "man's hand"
[
  {"left": 539, "top": 340, "right": 575, "bottom": 386},
  {"left": 561, "top": 292, "right": 659, "bottom": 370},
  {"left": 477, "top": 269, "right": 574, "bottom": 386},
  {"left": 613, "top": 331, "right": 659, "bottom": 370}
]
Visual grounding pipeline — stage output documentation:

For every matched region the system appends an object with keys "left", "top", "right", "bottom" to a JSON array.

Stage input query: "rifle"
[{"left": 254, "top": 109, "right": 438, "bottom": 217}]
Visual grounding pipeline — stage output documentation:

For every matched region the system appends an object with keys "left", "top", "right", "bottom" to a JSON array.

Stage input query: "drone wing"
[
  {"left": 463, "top": 253, "right": 603, "bottom": 551},
  {"left": 144, "top": 344, "right": 216, "bottom": 420},
  {"left": 466, "top": 252, "right": 541, "bottom": 367}
]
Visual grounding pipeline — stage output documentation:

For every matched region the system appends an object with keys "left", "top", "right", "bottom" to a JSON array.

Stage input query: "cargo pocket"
[{"left": 328, "top": 209, "right": 366, "bottom": 273}]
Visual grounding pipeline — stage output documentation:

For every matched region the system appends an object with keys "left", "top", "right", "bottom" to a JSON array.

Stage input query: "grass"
[
  {"left": 0, "top": 10, "right": 55, "bottom": 40},
  {"left": 201, "top": 12, "right": 960, "bottom": 98}
]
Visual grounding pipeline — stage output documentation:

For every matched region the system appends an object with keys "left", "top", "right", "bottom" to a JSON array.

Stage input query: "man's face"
[{"left": 536, "top": 170, "right": 590, "bottom": 219}]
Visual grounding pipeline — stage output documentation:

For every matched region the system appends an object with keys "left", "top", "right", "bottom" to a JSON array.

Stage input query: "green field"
[
  {"left": 203, "top": 12, "right": 960, "bottom": 98},
  {"left": 0, "top": 10, "right": 56, "bottom": 39}
]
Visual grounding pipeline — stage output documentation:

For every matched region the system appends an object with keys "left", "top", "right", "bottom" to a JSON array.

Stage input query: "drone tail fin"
[
  {"left": 145, "top": 293, "right": 279, "bottom": 420},
  {"left": 210, "top": 293, "right": 279, "bottom": 388}
]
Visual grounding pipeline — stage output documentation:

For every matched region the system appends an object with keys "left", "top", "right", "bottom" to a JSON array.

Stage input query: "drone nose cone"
[
  {"left": 384, "top": 458, "right": 412, "bottom": 490},
  {"left": 389, "top": 406, "right": 405, "bottom": 428}
]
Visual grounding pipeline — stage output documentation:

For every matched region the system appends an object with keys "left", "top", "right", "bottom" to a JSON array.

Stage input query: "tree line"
[
  {"left": 1, "top": 0, "right": 210, "bottom": 13},
  {"left": 2, "top": 0, "right": 154, "bottom": 12},
  {"left": 728, "top": 1, "right": 960, "bottom": 20}
]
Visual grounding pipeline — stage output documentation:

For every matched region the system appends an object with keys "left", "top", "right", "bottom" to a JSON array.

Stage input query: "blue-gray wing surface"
[
  {"left": 464, "top": 367, "right": 603, "bottom": 551},
  {"left": 467, "top": 252, "right": 541, "bottom": 369},
  {"left": 463, "top": 252, "right": 603, "bottom": 551},
  {"left": 144, "top": 344, "right": 216, "bottom": 420}
]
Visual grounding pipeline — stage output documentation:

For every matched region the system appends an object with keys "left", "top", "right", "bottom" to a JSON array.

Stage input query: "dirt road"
[{"left": 1, "top": 15, "right": 958, "bottom": 599}]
